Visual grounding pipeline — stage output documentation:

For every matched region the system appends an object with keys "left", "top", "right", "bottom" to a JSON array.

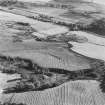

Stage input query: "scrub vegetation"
[{"left": 0, "top": 55, "right": 104, "bottom": 94}]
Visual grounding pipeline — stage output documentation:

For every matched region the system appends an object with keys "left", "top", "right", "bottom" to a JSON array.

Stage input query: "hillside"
[{"left": 0, "top": 0, "right": 105, "bottom": 105}]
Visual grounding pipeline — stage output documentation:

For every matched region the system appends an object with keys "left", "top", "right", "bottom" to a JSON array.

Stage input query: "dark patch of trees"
[
  {"left": 99, "top": 76, "right": 105, "bottom": 93},
  {"left": 0, "top": 0, "right": 17, "bottom": 7},
  {"left": 78, "top": 18, "right": 105, "bottom": 36},
  {"left": 0, "top": 0, "right": 27, "bottom": 9},
  {"left": 0, "top": 102, "right": 26, "bottom": 105},
  {"left": 15, "top": 22, "right": 29, "bottom": 26}
]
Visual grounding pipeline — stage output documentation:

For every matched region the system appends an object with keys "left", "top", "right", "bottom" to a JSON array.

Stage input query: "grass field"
[
  {"left": 0, "top": 11, "right": 62, "bottom": 31},
  {"left": 0, "top": 11, "right": 92, "bottom": 71},
  {"left": 0, "top": 40, "right": 91, "bottom": 71},
  {"left": 29, "top": 7, "right": 67, "bottom": 16}
]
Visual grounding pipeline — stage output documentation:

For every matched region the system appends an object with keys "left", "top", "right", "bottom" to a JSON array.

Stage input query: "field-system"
[{"left": 0, "top": 0, "right": 105, "bottom": 105}]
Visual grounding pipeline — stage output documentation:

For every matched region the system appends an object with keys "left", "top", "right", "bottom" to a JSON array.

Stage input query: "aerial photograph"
[{"left": 0, "top": 0, "right": 105, "bottom": 105}]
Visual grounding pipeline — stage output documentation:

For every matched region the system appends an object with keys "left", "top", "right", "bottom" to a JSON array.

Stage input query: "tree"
[{"left": 0, "top": 0, "right": 17, "bottom": 6}]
